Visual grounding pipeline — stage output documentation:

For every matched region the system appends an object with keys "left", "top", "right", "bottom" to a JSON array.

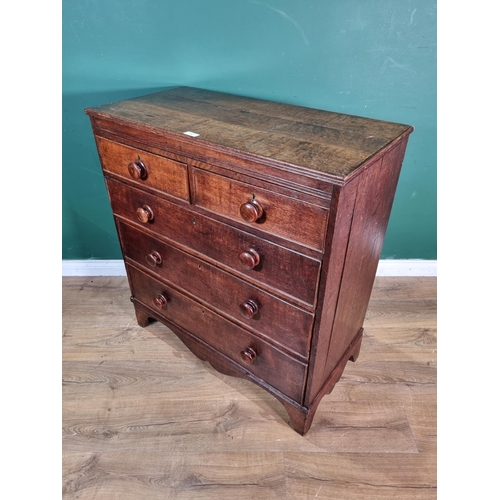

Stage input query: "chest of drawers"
[{"left": 85, "top": 87, "right": 413, "bottom": 435}]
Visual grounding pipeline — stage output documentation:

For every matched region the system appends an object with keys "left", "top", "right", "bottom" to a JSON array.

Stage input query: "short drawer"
[
  {"left": 118, "top": 220, "right": 314, "bottom": 358},
  {"left": 95, "top": 136, "right": 190, "bottom": 201},
  {"left": 107, "top": 178, "right": 321, "bottom": 308},
  {"left": 127, "top": 264, "right": 307, "bottom": 402},
  {"left": 192, "top": 168, "right": 329, "bottom": 251}
]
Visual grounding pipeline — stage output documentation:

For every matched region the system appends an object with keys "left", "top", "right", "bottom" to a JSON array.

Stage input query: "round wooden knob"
[
  {"left": 240, "top": 347, "right": 257, "bottom": 365},
  {"left": 136, "top": 205, "right": 154, "bottom": 223},
  {"left": 153, "top": 293, "right": 168, "bottom": 309},
  {"left": 146, "top": 251, "right": 162, "bottom": 267},
  {"left": 240, "top": 299, "right": 258, "bottom": 319},
  {"left": 238, "top": 249, "right": 260, "bottom": 270},
  {"left": 240, "top": 199, "right": 264, "bottom": 223},
  {"left": 128, "top": 160, "right": 148, "bottom": 180}
]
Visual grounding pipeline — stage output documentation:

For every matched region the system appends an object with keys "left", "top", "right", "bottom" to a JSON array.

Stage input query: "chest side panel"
[
  {"left": 321, "top": 136, "right": 410, "bottom": 383},
  {"left": 303, "top": 179, "right": 359, "bottom": 405}
]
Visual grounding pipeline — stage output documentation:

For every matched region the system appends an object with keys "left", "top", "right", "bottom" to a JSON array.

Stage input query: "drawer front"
[
  {"left": 118, "top": 220, "right": 314, "bottom": 358},
  {"left": 96, "top": 136, "right": 190, "bottom": 201},
  {"left": 127, "top": 264, "right": 306, "bottom": 402},
  {"left": 192, "top": 168, "right": 329, "bottom": 251},
  {"left": 107, "top": 178, "right": 321, "bottom": 307}
]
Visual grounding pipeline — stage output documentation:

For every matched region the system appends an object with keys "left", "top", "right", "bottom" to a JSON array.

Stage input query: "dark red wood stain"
[{"left": 85, "top": 87, "right": 413, "bottom": 434}]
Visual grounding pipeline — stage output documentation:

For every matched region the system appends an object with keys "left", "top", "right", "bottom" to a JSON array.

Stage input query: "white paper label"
[{"left": 183, "top": 131, "right": 200, "bottom": 137}]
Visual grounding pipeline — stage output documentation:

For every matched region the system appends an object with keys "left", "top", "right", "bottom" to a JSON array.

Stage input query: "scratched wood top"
[
  {"left": 62, "top": 276, "right": 436, "bottom": 499},
  {"left": 86, "top": 87, "right": 412, "bottom": 178}
]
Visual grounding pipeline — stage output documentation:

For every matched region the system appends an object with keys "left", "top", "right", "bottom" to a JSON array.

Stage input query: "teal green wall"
[{"left": 63, "top": 0, "right": 436, "bottom": 260}]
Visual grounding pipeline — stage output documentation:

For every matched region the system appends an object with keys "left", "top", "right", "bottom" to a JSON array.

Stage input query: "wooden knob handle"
[
  {"left": 146, "top": 251, "right": 162, "bottom": 267},
  {"left": 240, "top": 347, "right": 257, "bottom": 365},
  {"left": 240, "top": 299, "right": 258, "bottom": 319},
  {"left": 238, "top": 249, "right": 260, "bottom": 270},
  {"left": 240, "top": 199, "right": 264, "bottom": 223},
  {"left": 153, "top": 293, "right": 168, "bottom": 309},
  {"left": 128, "top": 160, "right": 148, "bottom": 180},
  {"left": 136, "top": 205, "right": 154, "bottom": 223}
]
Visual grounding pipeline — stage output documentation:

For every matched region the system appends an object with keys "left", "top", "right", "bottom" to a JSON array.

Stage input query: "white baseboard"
[
  {"left": 62, "top": 260, "right": 127, "bottom": 276},
  {"left": 62, "top": 259, "right": 437, "bottom": 277},
  {"left": 376, "top": 259, "right": 436, "bottom": 276}
]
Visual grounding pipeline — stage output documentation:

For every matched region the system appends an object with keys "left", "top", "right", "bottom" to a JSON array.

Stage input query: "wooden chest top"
[{"left": 86, "top": 86, "right": 412, "bottom": 180}]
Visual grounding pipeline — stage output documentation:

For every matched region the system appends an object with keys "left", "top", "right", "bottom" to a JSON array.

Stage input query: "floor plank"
[
  {"left": 284, "top": 452, "right": 436, "bottom": 499},
  {"left": 62, "top": 276, "right": 437, "bottom": 499}
]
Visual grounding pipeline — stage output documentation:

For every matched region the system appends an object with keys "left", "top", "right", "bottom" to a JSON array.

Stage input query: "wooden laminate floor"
[{"left": 62, "top": 276, "right": 437, "bottom": 499}]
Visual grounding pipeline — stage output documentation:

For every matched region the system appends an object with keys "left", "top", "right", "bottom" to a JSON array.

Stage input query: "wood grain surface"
[
  {"left": 106, "top": 178, "right": 321, "bottom": 308},
  {"left": 96, "top": 136, "right": 191, "bottom": 202},
  {"left": 63, "top": 276, "right": 436, "bottom": 499},
  {"left": 191, "top": 167, "right": 329, "bottom": 251},
  {"left": 86, "top": 87, "right": 412, "bottom": 178},
  {"left": 117, "top": 220, "right": 315, "bottom": 359}
]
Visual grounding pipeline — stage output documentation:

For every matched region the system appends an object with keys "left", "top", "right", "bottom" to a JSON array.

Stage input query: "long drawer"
[
  {"left": 118, "top": 220, "right": 314, "bottom": 358},
  {"left": 127, "top": 264, "right": 307, "bottom": 401},
  {"left": 106, "top": 178, "right": 321, "bottom": 308}
]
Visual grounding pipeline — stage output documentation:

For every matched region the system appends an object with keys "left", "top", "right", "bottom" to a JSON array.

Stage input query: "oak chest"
[{"left": 85, "top": 87, "right": 413, "bottom": 434}]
